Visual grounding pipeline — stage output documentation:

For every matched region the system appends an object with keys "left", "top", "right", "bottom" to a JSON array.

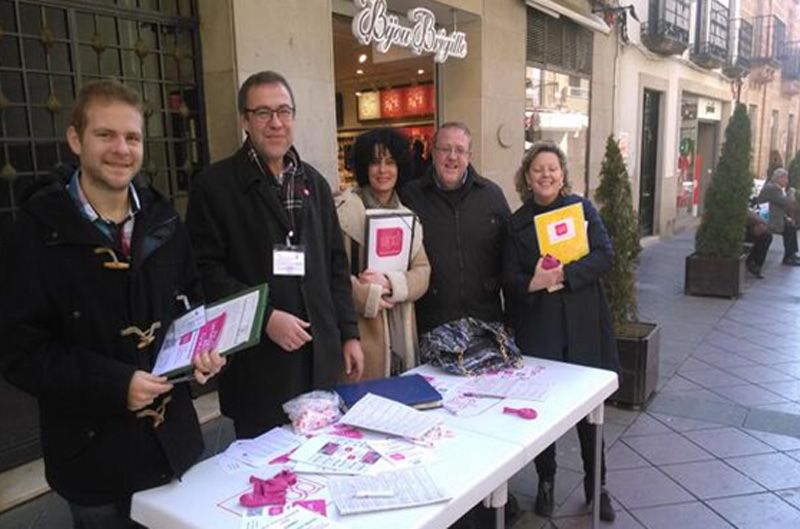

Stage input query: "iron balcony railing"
[
  {"left": 723, "top": 18, "right": 753, "bottom": 78},
  {"left": 641, "top": 0, "right": 691, "bottom": 56},
  {"left": 782, "top": 41, "right": 800, "bottom": 81},
  {"left": 690, "top": 0, "right": 729, "bottom": 69},
  {"left": 752, "top": 15, "right": 786, "bottom": 65}
]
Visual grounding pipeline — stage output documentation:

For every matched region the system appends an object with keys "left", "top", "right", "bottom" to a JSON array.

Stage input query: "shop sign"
[
  {"left": 696, "top": 97, "right": 721, "bottom": 121},
  {"left": 352, "top": 0, "right": 468, "bottom": 63}
]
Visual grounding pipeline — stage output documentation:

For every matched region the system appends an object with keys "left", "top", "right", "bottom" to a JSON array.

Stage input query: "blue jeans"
[{"left": 68, "top": 498, "right": 144, "bottom": 529}]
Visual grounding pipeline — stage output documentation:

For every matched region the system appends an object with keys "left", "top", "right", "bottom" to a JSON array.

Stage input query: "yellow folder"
[{"left": 533, "top": 202, "right": 589, "bottom": 264}]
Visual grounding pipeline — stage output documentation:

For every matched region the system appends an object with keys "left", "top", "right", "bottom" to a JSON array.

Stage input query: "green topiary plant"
[
  {"left": 788, "top": 151, "right": 800, "bottom": 190},
  {"left": 595, "top": 135, "right": 642, "bottom": 333},
  {"left": 694, "top": 103, "right": 752, "bottom": 258}
]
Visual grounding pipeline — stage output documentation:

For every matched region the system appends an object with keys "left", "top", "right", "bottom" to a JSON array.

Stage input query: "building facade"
[{"left": 605, "top": 0, "right": 800, "bottom": 236}]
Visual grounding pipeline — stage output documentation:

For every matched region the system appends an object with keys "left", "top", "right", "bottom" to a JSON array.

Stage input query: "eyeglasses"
[
  {"left": 434, "top": 145, "right": 470, "bottom": 157},
  {"left": 244, "top": 105, "right": 295, "bottom": 123}
]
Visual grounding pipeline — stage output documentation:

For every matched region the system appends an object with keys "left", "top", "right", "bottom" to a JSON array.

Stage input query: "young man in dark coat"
[
  {"left": 185, "top": 71, "right": 364, "bottom": 439},
  {"left": 0, "top": 80, "right": 224, "bottom": 528},
  {"left": 400, "top": 122, "right": 511, "bottom": 334}
]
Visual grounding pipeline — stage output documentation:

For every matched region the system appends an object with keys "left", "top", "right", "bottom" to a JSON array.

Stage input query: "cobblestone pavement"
[{"left": 509, "top": 231, "right": 800, "bottom": 529}]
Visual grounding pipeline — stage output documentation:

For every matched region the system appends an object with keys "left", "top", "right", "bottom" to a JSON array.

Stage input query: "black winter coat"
[
  {"left": 0, "top": 175, "right": 203, "bottom": 505},
  {"left": 503, "top": 194, "right": 620, "bottom": 373},
  {"left": 185, "top": 146, "right": 358, "bottom": 430},
  {"left": 400, "top": 165, "right": 511, "bottom": 334}
]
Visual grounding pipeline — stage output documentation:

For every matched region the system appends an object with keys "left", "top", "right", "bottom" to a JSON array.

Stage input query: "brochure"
[{"left": 152, "top": 283, "right": 268, "bottom": 380}]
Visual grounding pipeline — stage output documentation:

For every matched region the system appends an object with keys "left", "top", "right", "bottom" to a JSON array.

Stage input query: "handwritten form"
[
  {"left": 327, "top": 467, "right": 449, "bottom": 515},
  {"left": 339, "top": 393, "right": 442, "bottom": 440}
]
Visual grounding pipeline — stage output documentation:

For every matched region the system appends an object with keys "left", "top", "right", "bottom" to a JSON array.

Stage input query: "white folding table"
[{"left": 131, "top": 358, "right": 618, "bottom": 529}]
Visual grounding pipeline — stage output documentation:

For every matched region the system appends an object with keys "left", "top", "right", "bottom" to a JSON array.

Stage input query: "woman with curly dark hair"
[{"left": 336, "top": 128, "right": 430, "bottom": 379}]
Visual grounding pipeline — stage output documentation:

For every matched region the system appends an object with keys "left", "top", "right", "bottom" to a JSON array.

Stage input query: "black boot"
[
  {"left": 584, "top": 477, "right": 615, "bottom": 522},
  {"left": 534, "top": 479, "right": 554, "bottom": 517},
  {"left": 598, "top": 490, "right": 616, "bottom": 522}
]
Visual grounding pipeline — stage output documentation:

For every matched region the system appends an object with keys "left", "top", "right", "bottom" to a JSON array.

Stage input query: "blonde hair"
[{"left": 514, "top": 141, "right": 571, "bottom": 202}]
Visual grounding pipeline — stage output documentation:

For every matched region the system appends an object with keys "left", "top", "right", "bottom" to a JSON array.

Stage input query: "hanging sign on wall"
[{"left": 352, "top": 0, "right": 468, "bottom": 63}]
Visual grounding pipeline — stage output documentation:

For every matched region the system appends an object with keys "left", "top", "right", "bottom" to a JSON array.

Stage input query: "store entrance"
[
  {"left": 332, "top": 13, "right": 436, "bottom": 188},
  {"left": 696, "top": 121, "right": 719, "bottom": 216},
  {"left": 638, "top": 89, "right": 660, "bottom": 236}
]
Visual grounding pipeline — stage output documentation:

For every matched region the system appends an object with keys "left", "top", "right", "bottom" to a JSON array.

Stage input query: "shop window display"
[{"left": 524, "top": 66, "right": 590, "bottom": 193}]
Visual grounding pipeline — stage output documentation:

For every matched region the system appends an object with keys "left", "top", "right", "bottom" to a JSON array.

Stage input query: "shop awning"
[{"left": 525, "top": 0, "right": 610, "bottom": 34}]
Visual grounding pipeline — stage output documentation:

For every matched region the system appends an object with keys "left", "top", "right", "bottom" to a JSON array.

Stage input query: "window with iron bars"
[{"left": 0, "top": 0, "right": 208, "bottom": 234}]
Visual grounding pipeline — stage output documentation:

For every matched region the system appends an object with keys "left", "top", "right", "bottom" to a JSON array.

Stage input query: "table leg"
[
  {"left": 588, "top": 404, "right": 605, "bottom": 529},
  {"left": 483, "top": 481, "right": 508, "bottom": 529}
]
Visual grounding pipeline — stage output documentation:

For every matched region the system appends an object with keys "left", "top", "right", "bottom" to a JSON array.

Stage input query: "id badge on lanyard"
[{"left": 273, "top": 230, "right": 305, "bottom": 276}]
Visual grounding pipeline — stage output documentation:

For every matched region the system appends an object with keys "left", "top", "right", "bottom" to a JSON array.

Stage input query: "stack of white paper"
[
  {"left": 339, "top": 393, "right": 441, "bottom": 440},
  {"left": 328, "top": 466, "right": 450, "bottom": 515}
]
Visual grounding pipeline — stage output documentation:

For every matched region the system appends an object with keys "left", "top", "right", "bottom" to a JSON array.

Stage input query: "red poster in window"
[
  {"left": 381, "top": 88, "right": 405, "bottom": 118},
  {"left": 405, "top": 85, "right": 428, "bottom": 116}
]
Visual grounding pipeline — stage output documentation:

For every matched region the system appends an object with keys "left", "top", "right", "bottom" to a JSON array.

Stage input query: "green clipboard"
[{"left": 155, "top": 283, "right": 269, "bottom": 382}]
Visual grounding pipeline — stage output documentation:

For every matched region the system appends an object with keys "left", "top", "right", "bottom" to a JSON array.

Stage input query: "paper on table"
[
  {"left": 367, "top": 438, "right": 436, "bottom": 469},
  {"left": 241, "top": 505, "right": 347, "bottom": 529},
  {"left": 339, "top": 393, "right": 441, "bottom": 440},
  {"left": 289, "top": 435, "right": 385, "bottom": 475},
  {"left": 461, "top": 375, "right": 551, "bottom": 402},
  {"left": 222, "top": 427, "right": 303, "bottom": 469},
  {"left": 328, "top": 466, "right": 449, "bottom": 515}
]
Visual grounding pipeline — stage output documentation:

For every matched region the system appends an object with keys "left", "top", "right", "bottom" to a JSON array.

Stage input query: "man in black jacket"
[
  {"left": 186, "top": 71, "right": 363, "bottom": 439},
  {"left": 0, "top": 80, "right": 224, "bottom": 528},
  {"left": 400, "top": 122, "right": 511, "bottom": 333}
]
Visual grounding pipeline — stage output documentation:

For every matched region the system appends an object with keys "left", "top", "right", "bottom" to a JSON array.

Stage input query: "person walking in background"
[
  {"left": 336, "top": 128, "right": 430, "bottom": 379},
  {"left": 502, "top": 141, "right": 619, "bottom": 522},
  {"left": 185, "top": 71, "right": 363, "bottom": 439},
  {"left": 758, "top": 167, "right": 800, "bottom": 266}
]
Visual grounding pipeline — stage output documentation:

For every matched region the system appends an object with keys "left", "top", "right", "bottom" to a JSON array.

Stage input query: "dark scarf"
[{"left": 245, "top": 137, "right": 307, "bottom": 242}]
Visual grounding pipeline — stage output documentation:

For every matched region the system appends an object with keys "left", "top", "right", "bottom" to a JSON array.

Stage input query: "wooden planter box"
[
  {"left": 684, "top": 252, "right": 746, "bottom": 299},
  {"left": 612, "top": 322, "right": 660, "bottom": 408}
]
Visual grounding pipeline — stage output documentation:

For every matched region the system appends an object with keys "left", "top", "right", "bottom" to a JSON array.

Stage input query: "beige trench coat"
[{"left": 336, "top": 189, "right": 431, "bottom": 380}]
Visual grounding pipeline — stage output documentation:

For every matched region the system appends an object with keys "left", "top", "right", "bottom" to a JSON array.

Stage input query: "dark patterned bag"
[{"left": 419, "top": 317, "right": 523, "bottom": 376}]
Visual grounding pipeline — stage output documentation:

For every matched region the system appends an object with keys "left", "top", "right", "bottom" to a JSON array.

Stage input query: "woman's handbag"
[{"left": 419, "top": 317, "right": 523, "bottom": 376}]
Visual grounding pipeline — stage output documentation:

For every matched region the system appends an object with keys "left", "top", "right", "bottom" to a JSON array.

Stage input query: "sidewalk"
[{"left": 509, "top": 231, "right": 800, "bottom": 528}]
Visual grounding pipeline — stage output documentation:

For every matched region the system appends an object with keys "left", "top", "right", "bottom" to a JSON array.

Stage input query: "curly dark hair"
[{"left": 351, "top": 128, "right": 412, "bottom": 190}]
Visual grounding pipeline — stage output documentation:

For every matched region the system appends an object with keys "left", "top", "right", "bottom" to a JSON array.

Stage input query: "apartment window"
[
  {"left": 770, "top": 110, "right": 780, "bottom": 151},
  {"left": 707, "top": 0, "right": 728, "bottom": 51},
  {"left": 787, "top": 114, "right": 796, "bottom": 162},
  {"left": 526, "top": 8, "right": 593, "bottom": 76},
  {"left": 650, "top": 0, "right": 691, "bottom": 33}
]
